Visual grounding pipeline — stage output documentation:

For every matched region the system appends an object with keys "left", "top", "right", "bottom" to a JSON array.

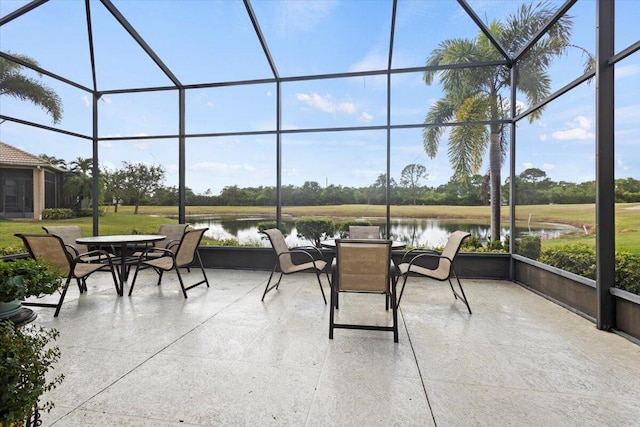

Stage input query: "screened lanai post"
[
  {"left": 276, "top": 81, "right": 282, "bottom": 228},
  {"left": 179, "top": 88, "right": 186, "bottom": 224},
  {"left": 509, "top": 64, "right": 517, "bottom": 277},
  {"left": 92, "top": 92, "right": 99, "bottom": 234},
  {"left": 595, "top": 0, "right": 615, "bottom": 331}
]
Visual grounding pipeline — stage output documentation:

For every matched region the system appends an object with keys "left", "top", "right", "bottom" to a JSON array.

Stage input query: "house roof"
[{"left": 0, "top": 141, "right": 61, "bottom": 170}]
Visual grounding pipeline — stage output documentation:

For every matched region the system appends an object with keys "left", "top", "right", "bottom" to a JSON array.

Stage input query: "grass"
[{"left": 1, "top": 203, "right": 638, "bottom": 253}]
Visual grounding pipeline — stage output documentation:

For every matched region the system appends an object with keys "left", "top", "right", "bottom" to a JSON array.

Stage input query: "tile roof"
[{"left": 0, "top": 141, "right": 57, "bottom": 168}]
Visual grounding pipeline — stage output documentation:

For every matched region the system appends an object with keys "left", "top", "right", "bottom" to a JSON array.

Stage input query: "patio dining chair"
[
  {"left": 329, "top": 239, "right": 398, "bottom": 342},
  {"left": 42, "top": 225, "right": 114, "bottom": 264},
  {"left": 132, "top": 223, "right": 190, "bottom": 258},
  {"left": 128, "top": 228, "right": 210, "bottom": 298},
  {"left": 261, "top": 228, "right": 329, "bottom": 303},
  {"left": 15, "top": 233, "right": 119, "bottom": 317},
  {"left": 348, "top": 225, "right": 381, "bottom": 239},
  {"left": 396, "top": 230, "right": 472, "bottom": 313}
]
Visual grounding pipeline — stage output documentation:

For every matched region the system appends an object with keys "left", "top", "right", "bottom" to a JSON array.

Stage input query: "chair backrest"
[
  {"left": 349, "top": 225, "right": 381, "bottom": 239},
  {"left": 262, "top": 228, "right": 295, "bottom": 272},
  {"left": 175, "top": 228, "right": 208, "bottom": 267},
  {"left": 42, "top": 225, "right": 88, "bottom": 253},
  {"left": 156, "top": 223, "right": 190, "bottom": 250},
  {"left": 438, "top": 231, "right": 471, "bottom": 272},
  {"left": 16, "top": 234, "right": 72, "bottom": 276},
  {"left": 336, "top": 239, "right": 391, "bottom": 292}
]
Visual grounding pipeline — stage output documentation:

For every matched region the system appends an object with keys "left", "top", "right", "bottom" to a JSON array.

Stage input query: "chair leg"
[
  {"left": 390, "top": 277, "right": 399, "bottom": 343},
  {"left": 54, "top": 276, "right": 73, "bottom": 317},
  {"left": 315, "top": 270, "right": 328, "bottom": 304},
  {"left": 329, "top": 274, "right": 336, "bottom": 339},
  {"left": 261, "top": 264, "right": 282, "bottom": 301},
  {"left": 397, "top": 274, "right": 410, "bottom": 308},
  {"left": 449, "top": 268, "right": 472, "bottom": 314},
  {"left": 175, "top": 268, "right": 188, "bottom": 298}
]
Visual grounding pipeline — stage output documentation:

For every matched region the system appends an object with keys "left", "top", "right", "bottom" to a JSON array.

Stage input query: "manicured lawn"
[{"left": 1, "top": 203, "right": 638, "bottom": 253}]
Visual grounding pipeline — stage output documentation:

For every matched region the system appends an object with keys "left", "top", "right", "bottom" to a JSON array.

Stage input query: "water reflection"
[{"left": 188, "top": 216, "right": 576, "bottom": 247}]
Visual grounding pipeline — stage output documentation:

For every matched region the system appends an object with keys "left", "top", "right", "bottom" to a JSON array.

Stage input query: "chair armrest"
[
  {"left": 140, "top": 247, "right": 174, "bottom": 258},
  {"left": 76, "top": 249, "right": 115, "bottom": 265},
  {"left": 279, "top": 248, "right": 325, "bottom": 270},
  {"left": 64, "top": 244, "right": 80, "bottom": 257},
  {"left": 296, "top": 245, "right": 324, "bottom": 259},
  {"left": 405, "top": 252, "right": 452, "bottom": 269},
  {"left": 401, "top": 248, "right": 440, "bottom": 263}
]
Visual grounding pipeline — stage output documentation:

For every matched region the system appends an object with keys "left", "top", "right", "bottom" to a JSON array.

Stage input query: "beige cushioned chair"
[
  {"left": 329, "top": 239, "right": 398, "bottom": 342},
  {"left": 397, "top": 230, "right": 472, "bottom": 313},
  {"left": 129, "top": 228, "right": 210, "bottom": 298},
  {"left": 15, "top": 233, "right": 119, "bottom": 317},
  {"left": 261, "top": 228, "right": 329, "bottom": 303},
  {"left": 348, "top": 225, "right": 381, "bottom": 239}
]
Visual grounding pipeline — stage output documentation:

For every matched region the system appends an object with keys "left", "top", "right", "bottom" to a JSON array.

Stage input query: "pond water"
[{"left": 187, "top": 216, "right": 578, "bottom": 247}]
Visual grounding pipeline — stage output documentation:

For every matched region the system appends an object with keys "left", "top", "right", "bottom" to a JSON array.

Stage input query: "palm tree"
[
  {"left": 422, "top": 2, "right": 592, "bottom": 241},
  {"left": 0, "top": 53, "right": 63, "bottom": 124}
]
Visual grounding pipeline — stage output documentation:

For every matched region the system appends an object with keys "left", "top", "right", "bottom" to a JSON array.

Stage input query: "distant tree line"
[{"left": 43, "top": 156, "right": 640, "bottom": 212}]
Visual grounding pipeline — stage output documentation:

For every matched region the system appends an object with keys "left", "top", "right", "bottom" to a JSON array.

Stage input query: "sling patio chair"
[
  {"left": 15, "top": 233, "right": 119, "bottom": 317},
  {"left": 132, "top": 223, "right": 190, "bottom": 258},
  {"left": 261, "top": 228, "right": 329, "bottom": 304},
  {"left": 329, "top": 239, "right": 398, "bottom": 342},
  {"left": 128, "top": 228, "right": 210, "bottom": 298},
  {"left": 396, "top": 230, "right": 472, "bottom": 314},
  {"left": 42, "top": 225, "right": 114, "bottom": 264},
  {"left": 348, "top": 225, "right": 381, "bottom": 239}
]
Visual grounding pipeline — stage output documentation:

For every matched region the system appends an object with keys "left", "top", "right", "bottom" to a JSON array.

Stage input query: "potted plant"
[
  {"left": 0, "top": 258, "right": 64, "bottom": 320},
  {"left": 0, "top": 320, "right": 64, "bottom": 426}
]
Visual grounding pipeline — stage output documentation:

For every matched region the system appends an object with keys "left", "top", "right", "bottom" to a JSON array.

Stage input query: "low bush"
[
  {"left": 256, "top": 221, "right": 289, "bottom": 237},
  {"left": 295, "top": 217, "right": 335, "bottom": 247},
  {"left": 41, "top": 208, "right": 75, "bottom": 220},
  {"left": 539, "top": 244, "right": 639, "bottom": 295},
  {"left": 516, "top": 235, "right": 542, "bottom": 260}
]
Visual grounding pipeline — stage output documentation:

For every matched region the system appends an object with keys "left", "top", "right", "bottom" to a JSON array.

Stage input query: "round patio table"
[
  {"left": 320, "top": 239, "right": 407, "bottom": 250},
  {"left": 76, "top": 234, "right": 166, "bottom": 296}
]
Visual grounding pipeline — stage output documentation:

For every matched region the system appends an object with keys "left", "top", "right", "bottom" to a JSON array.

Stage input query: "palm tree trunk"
[{"left": 489, "top": 131, "right": 502, "bottom": 242}]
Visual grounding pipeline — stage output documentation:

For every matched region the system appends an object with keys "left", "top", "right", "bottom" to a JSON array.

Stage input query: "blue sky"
[{"left": 1, "top": 0, "right": 638, "bottom": 195}]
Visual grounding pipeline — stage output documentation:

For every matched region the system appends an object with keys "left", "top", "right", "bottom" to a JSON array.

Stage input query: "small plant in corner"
[
  {"left": 0, "top": 258, "right": 64, "bottom": 304},
  {"left": 0, "top": 320, "right": 64, "bottom": 425}
]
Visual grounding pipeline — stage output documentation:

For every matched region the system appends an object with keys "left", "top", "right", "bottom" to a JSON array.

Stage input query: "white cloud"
[
  {"left": 539, "top": 134, "right": 548, "bottom": 141},
  {"left": 522, "top": 162, "right": 534, "bottom": 169},
  {"left": 551, "top": 115, "right": 594, "bottom": 141},
  {"left": 359, "top": 112, "right": 373, "bottom": 123},
  {"left": 296, "top": 93, "right": 357, "bottom": 115},
  {"left": 82, "top": 96, "right": 90, "bottom": 107},
  {"left": 276, "top": 0, "right": 337, "bottom": 35},
  {"left": 542, "top": 163, "right": 555, "bottom": 171},
  {"left": 101, "top": 96, "right": 112, "bottom": 104},
  {"left": 98, "top": 141, "right": 113, "bottom": 149}
]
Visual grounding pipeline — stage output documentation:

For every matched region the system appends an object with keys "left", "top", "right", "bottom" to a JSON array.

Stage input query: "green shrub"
[
  {"left": 539, "top": 244, "right": 596, "bottom": 279},
  {"left": 295, "top": 217, "right": 335, "bottom": 247},
  {"left": 41, "top": 208, "right": 75, "bottom": 220},
  {"left": 516, "top": 235, "right": 541, "bottom": 260},
  {"left": 256, "top": 221, "right": 289, "bottom": 237},
  {"left": 614, "top": 252, "right": 640, "bottom": 295},
  {"left": 337, "top": 219, "right": 372, "bottom": 238},
  {"left": 539, "top": 244, "right": 639, "bottom": 295}
]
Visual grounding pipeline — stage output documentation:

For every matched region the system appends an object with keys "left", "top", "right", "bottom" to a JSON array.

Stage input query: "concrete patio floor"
[{"left": 25, "top": 267, "right": 640, "bottom": 426}]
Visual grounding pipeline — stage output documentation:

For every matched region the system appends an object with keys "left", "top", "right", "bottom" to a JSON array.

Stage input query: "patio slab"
[{"left": 23, "top": 268, "right": 640, "bottom": 426}]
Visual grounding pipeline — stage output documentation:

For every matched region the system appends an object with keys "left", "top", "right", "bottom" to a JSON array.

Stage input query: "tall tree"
[
  {"left": 121, "top": 162, "right": 165, "bottom": 214},
  {"left": 400, "top": 164, "right": 428, "bottom": 205},
  {"left": 0, "top": 53, "right": 63, "bottom": 124},
  {"left": 422, "top": 3, "right": 591, "bottom": 241}
]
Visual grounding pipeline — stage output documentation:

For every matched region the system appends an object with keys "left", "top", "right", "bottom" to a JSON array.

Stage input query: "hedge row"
[{"left": 540, "top": 244, "right": 640, "bottom": 295}]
